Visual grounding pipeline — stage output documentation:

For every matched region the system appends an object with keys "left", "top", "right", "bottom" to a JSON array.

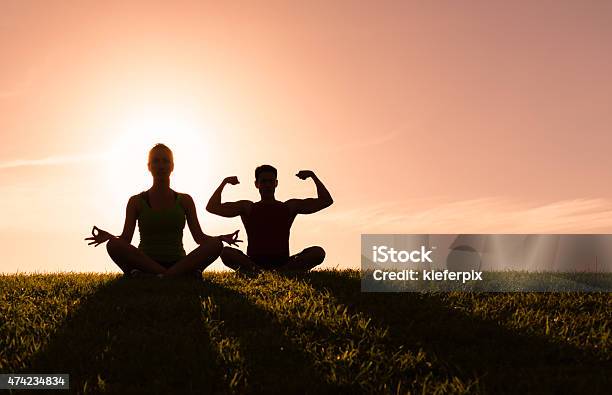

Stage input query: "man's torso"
[{"left": 242, "top": 200, "right": 296, "bottom": 264}]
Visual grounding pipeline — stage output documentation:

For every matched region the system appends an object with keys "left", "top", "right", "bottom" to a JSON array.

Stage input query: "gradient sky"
[{"left": 1, "top": 1, "right": 612, "bottom": 273}]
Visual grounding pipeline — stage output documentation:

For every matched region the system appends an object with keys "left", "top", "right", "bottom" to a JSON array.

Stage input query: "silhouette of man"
[{"left": 206, "top": 165, "right": 333, "bottom": 272}]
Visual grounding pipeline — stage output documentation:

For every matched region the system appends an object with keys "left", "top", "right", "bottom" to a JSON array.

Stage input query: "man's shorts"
[
  {"left": 249, "top": 250, "right": 310, "bottom": 270},
  {"left": 250, "top": 255, "right": 289, "bottom": 269}
]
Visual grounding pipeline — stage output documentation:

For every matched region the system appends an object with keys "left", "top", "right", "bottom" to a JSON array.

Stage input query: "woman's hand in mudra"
[
  {"left": 84, "top": 226, "right": 115, "bottom": 247},
  {"left": 218, "top": 230, "right": 243, "bottom": 247}
]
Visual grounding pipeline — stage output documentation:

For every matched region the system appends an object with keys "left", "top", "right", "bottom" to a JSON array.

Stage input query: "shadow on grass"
[
  {"left": 302, "top": 271, "right": 612, "bottom": 395},
  {"left": 23, "top": 277, "right": 219, "bottom": 394},
  {"left": 197, "top": 278, "right": 333, "bottom": 394},
  {"left": 21, "top": 275, "right": 332, "bottom": 394}
]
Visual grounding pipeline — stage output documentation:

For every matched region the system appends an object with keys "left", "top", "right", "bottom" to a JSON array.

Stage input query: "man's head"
[
  {"left": 148, "top": 143, "right": 174, "bottom": 178},
  {"left": 255, "top": 164, "right": 278, "bottom": 198}
]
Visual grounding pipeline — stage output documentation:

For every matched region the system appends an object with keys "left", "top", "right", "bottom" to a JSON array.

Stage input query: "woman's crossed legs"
[{"left": 106, "top": 237, "right": 222, "bottom": 277}]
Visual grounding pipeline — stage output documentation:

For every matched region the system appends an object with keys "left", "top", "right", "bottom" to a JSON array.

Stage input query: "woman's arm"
[
  {"left": 182, "top": 193, "right": 210, "bottom": 244},
  {"left": 183, "top": 193, "right": 243, "bottom": 246},
  {"left": 118, "top": 195, "right": 139, "bottom": 243},
  {"left": 85, "top": 196, "right": 138, "bottom": 247}
]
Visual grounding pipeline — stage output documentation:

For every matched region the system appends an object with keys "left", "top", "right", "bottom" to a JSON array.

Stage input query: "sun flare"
[{"left": 105, "top": 106, "right": 212, "bottom": 203}]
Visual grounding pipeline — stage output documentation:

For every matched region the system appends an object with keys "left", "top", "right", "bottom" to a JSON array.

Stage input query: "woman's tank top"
[{"left": 137, "top": 191, "right": 186, "bottom": 263}]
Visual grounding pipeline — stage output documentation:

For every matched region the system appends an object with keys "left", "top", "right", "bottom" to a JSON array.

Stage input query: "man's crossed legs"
[{"left": 220, "top": 246, "right": 325, "bottom": 272}]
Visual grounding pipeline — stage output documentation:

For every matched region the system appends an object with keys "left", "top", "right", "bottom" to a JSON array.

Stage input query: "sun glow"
[{"left": 105, "top": 105, "right": 213, "bottom": 204}]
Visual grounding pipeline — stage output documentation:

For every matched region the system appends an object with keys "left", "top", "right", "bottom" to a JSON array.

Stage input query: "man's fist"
[
  {"left": 224, "top": 176, "right": 239, "bottom": 185},
  {"left": 296, "top": 170, "right": 315, "bottom": 180}
]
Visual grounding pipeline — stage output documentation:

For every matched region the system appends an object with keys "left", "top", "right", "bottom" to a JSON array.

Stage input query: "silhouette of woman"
[{"left": 85, "top": 143, "right": 241, "bottom": 277}]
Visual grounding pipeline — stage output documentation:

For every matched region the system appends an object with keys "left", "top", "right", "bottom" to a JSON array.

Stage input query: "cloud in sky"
[
  {"left": 323, "top": 197, "right": 612, "bottom": 233},
  {"left": 333, "top": 129, "right": 401, "bottom": 152},
  {"left": 0, "top": 152, "right": 106, "bottom": 169},
  {"left": 326, "top": 117, "right": 424, "bottom": 154}
]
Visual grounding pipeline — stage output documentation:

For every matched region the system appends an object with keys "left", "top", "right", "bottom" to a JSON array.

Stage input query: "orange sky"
[{"left": 1, "top": 1, "right": 612, "bottom": 273}]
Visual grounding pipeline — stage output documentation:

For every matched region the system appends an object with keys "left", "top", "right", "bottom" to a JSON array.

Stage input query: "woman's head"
[{"left": 148, "top": 143, "right": 174, "bottom": 178}]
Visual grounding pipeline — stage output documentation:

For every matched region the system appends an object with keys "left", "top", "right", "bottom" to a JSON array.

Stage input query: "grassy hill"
[{"left": 1, "top": 270, "right": 610, "bottom": 394}]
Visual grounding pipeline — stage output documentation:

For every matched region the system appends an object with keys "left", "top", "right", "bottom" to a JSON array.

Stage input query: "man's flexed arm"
[
  {"left": 206, "top": 176, "right": 250, "bottom": 218},
  {"left": 288, "top": 170, "right": 334, "bottom": 215}
]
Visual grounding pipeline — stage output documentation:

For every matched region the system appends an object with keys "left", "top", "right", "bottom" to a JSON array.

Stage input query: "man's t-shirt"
[{"left": 243, "top": 200, "right": 291, "bottom": 267}]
